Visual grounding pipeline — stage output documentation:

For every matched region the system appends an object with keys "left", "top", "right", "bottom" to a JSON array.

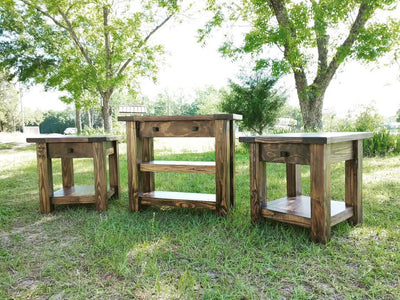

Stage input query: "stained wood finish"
[
  {"left": 261, "top": 144, "right": 310, "bottom": 164},
  {"left": 118, "top": 114, "right": 243, "bottom": 122},
  {"left": 262, "top": 197, "right": 353, "bottom": 228},
  {"left": 286, "top": 164, "right": 301, "bottom": 197},
  {"left": 140, "top": 161, "right": 216, "bottom": 174},
  {"left": 241, "top": 132, "right": 371, "bottom": 243},
  {"left": 345, "top": 140, "right": 363, "bottom": 224},
  {"left": 36, "top": 143, "right": 54, "bottom": 213},
  {"left": 140, "top": 191, "right": 216, "bottom": 210},
  {"left": 310, "top": 144, "right": 331, "bottom": 243},
  {"left": 28, "top": 136, "right": 120, "bottom": 213},
  {"left": 249, "top": 143, "right": 266, "bottom": 224},
  {"left": 140, "top": 120, "right": 215, "bottom": 137},
  {"left": 120, "top": 114, "right": 241, "bottom": 216},
  {"left": 229, "top": 120, "right": 236, "bottom": 207},
  {"left": 109, "top": 141, "right": 120, "bottom": 199},
  {"left": 329, "top": 141, "right": 353, "bottom": 163},
  {"left": 126, "top": 121, "right": 141, "bottom": 211},
  {"left": 61, "top": 158, "right": 74, "bottom": 188},
  {"left": 215, "top": 119, "right": 231, "bottom": 216},
  {"left": 239, "top": 132, "right": 373, "bottom": 144},
  {"left": 141, "top": 137, "right": 154, "bottom": 194}
]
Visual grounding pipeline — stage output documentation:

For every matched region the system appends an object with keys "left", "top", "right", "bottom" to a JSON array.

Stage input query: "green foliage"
[
  {"left": 363, "top": 128, "right": 400, "bottom": 157},
  {"left": 39, "top": 110, "right": 75, "bottom": 134},
  {"left": 0, "top": 0, "right": 183, "bottom": 132},
  {"left": 221, "top": 72, "right": 286, "bottom": 134},
  {"left": 396, "top": 108, "right": 400, "bottom": 122},
  {"left": 0, "top": 71, "right": 20, "bottom": 132},
  {"left": 201, "top": 0, "right": 400, "bottom": 130}
]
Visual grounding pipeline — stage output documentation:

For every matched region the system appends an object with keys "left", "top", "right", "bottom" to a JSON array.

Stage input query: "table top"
[
  {"left": 26, "top": 135, "right": 121, "bottom": 143},
  {"left": 118, "top": 114, "right": 243, "bottom": 122},
  {"left": 239, "top": 132, "right": 373, "bottom": 144}
]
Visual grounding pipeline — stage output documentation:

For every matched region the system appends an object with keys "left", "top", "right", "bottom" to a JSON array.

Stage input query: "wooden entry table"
[
  {"left": 118, "top": 114, "right": 242, "bottom": 216},
  {"left": 27, "top": 136, "right": 120, "bottom": 213},
  {"left": 239, "top": 132, "right": 372, "bottom": 243}
]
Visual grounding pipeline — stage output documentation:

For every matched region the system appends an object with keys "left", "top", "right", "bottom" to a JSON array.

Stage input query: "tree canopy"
[
  {"left": 201, "top": 0, "right": 400, "bottom": 130},
  {"left": 0, "top": 0, "right": 182, "bottom": 132}
]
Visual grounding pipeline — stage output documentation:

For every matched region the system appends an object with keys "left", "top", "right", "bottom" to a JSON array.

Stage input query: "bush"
[{"left": 364, "top": 128, "right": 400, "bottom": 157}]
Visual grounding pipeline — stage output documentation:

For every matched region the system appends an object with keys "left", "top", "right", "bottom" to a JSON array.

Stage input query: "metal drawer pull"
[
  {"left": 280, "top": 151, "right": 289, "bottom": 157},
  {"left": 192, "top": 126, "right": 199, "bottom": 131},
  {"left": 153, "top": 127, "right": 159, "bottom": 132}
]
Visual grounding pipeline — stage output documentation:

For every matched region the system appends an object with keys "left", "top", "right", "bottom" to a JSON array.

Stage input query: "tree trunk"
[
  {"left": 101, "top": 91, "right": 113, "bottom": 133},
  {"left": 75, "top": 106, "right": 82, "bottom": 134}
]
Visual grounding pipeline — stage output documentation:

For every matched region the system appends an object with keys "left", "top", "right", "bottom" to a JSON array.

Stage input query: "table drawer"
[
  {"left": 48, "top": 143, "right": 94, "bottom": 158},
  {"left": 260, "top": 143, "right": 310, "bottom": 164},
  {"left": 140, "top": 120, "right": 215, "bottom": 137}
]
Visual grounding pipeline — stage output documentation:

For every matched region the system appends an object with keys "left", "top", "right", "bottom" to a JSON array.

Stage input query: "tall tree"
[
  {"left": 201, "top": 0, "right": 400, "bottom": 130},
  {"left": 0, "top": 70, "right": 20, "bottom": 132},
  {"left": 0, "top": 0, "right": 181, "bottom": 132},
  {"left": 221, "top": 72, "right": 286, "bottom": 134}
]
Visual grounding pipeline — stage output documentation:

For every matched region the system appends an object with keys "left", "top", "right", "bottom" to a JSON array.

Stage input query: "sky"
[{"left": 22, "top": 8, "right": 400, "bottom": 120}]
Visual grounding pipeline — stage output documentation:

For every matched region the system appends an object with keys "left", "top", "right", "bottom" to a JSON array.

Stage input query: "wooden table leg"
[
  {"left": 249, "top": 143, "right": 266, "bottom": 225},
  {"left": 286, "top": 163, "right": 301, "bottom": 198},
  {"left": 229, "top": 120, "right": 235, "bottom": 208},
  {"left": 345, "top": 140, "right": 363, "bottom": 224},
  {"left": 93, "top": 142, "right": 107, "bottom": 211},
  {"left": 215, "top": 119, "right": 231, "bottom": 216},
  {"left": 127, "top": 121, "right": 142, "bottom": 211},
  {"left": 109, "top": 141, "right": 120, "bottom": 199},
  {"left": 142, "top": 137, "right": 154, "bottom": 194},
  {"left": 36, "top": 143, "right": 54, "bottom": 213},
  {"left": 310, "top": 144, "right": 331, "bottom": 243},
  {"left": 61, "top": 158, "right": 74, "bottom": 188}
]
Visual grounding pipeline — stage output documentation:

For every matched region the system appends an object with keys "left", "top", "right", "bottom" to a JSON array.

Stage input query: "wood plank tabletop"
[
  {"left": 118, "top": 114, "right": 243, "bottom": 122},
  {"left": 239, "top": 132, "right": 373, "bottom": 144},
  {"left": 26, "top": 135, "right": 122, "bottom": 143}
]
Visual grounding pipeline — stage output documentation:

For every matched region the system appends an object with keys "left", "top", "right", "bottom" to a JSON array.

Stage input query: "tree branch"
[
  {"left": 103, "top": 6, "right": 112, "bottom": 81},
  {"left": 117, "top": 13, "right": 174, "bottom": 77},
  {"left": 320, "top": 3, "right": 371, "bottom": 87}
]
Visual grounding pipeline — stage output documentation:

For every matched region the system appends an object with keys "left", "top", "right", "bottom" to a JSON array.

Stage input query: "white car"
[{"left": 64, "top": 127, "right": 78, "bottom": 135}]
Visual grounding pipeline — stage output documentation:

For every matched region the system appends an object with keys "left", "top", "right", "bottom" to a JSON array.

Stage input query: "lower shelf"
[
  {"left": 51, "top": 185, "right": 115, "bottom": 204},
  {"left": 140, "top": 191, "right": 216, "bottom": 210},
  {"left": 261, "top": 196, "right": 353, "bottom": 228}
]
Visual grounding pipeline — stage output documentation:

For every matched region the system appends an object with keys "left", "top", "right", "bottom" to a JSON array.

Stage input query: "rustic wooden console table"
[
  {"left": 27, "top": 136, "right": 120, "bottom": 213},
  {"left": 118, "top": 114, "right": 242, "bottom": 216},
  {"left": 239, "top": 132, "right": 372, "bottom": 243}
]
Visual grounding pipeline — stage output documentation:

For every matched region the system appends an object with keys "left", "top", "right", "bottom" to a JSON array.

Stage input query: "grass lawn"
[{"left": 0, "top": 142, "right": 399, "bottom": 299}]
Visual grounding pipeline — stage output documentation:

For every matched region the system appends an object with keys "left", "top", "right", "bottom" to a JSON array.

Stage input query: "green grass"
[{"left": 0, "top": 144, "right": 399, "bottom": 299}]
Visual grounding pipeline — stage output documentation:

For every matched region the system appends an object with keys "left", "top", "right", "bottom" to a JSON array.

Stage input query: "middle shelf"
[{"left": 140, "top": 160, "right": 216, "bottom": 174}]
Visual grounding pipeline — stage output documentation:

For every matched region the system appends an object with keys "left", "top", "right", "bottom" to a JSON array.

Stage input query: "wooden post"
[
  {"left": 93, "top": 142, "right": 107, "bottom": 211},
  {"left": 142, "top": 137, "right": 154, "bottom": 193},
  {"left": 286, "top": 163, "right": 301, "bottom": 197},
  {"left": 126, "top": 121, "right": 142, "bottom": 211},
  {"left": 345, "top": 140, "right": 363, "bottom": 224},
  {"left": 215, "top": 119, "right": 231, "bottom": 216},
  {"left": 249, "top": 143, "right": 266, "bottom": 225},
  {"left": 310, "top": 144, "right": 331, "bottom": 243},
  {"left": 109, "top": 141, "right": 120, "bottom": 199},
  {"left": 36, "top": 143, "right": 54, "bottom": 213},
  {"left": 229, "top": 120, "right": 236, "bottom": 208},
  {"left": 61, "top": 158, "right": 74, "bottom": 188}
]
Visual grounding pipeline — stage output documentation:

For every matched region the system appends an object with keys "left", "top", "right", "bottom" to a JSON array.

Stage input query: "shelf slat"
[
  {"left": 140, "top": 191, "right": 216, "bottom": 210},
  {"left": 51, "top": 185, "right": 115, "bottom": 204},
  {"left": 261, "top": 196, "right": 353, "bottom": 228},
  {"left": 140, "top": 161, "right": 215, "bottom": 174}
]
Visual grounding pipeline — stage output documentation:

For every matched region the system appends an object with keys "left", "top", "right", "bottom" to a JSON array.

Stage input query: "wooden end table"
[
  {"left": 239, "top": 132, "right": 372, "bottom": 243},
  {"left": 118, "top": 114, "right": 242, "bottom": 216},
  {"left": 27, "top": 136, "right": 120, "bottom": 213}
]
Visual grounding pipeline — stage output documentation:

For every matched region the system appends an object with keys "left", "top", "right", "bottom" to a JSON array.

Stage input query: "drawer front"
[
  {"left": 140, "top": 120, "right": 215, "bottom": 137},
  {"left": 260, "top": 143, "right": 310, "bottom": 164},
  {"left": 48, "top": 143, "right": 94, "bottom": 158}
]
